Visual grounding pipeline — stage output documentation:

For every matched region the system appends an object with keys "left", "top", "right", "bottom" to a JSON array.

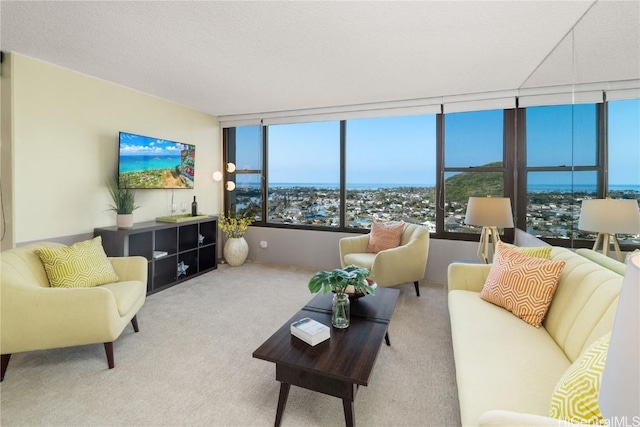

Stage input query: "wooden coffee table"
[{"left": 252, "top": 288, "right": 399, "bottom": 427}]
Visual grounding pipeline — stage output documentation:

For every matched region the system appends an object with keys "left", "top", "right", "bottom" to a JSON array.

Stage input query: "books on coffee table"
[{"left": 290, "top": 317, "right": 330, "bottom": 346}]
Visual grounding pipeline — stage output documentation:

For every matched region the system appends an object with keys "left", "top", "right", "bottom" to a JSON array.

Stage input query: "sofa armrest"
[
  {"left": 478, "top": 410, "right": 589, "bottom": 426},
  {"left": 339, "top": 235, "right": 370, "bottom": 268},
  {"left": 1, "top": 285, "right": 124, "bottom": 353},
  {"left": 447, "top": 262, "right": 492, "bottom": 292},
  {"left": 109, "top": 256, "right": 148, "bottom": 283}
]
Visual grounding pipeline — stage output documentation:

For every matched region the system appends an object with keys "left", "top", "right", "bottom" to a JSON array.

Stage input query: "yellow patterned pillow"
[
  {"left": 36, "top": 236, "right": 119, "bottom": 288},
  {"left": 500, "top": 243, "right": 552, "bottom": 259},
  {"left": 550, "top": 333, "right": 610, "bottom": 425},
  {"left": 480, "top": 242, "right": 566, "bottom": 327}
]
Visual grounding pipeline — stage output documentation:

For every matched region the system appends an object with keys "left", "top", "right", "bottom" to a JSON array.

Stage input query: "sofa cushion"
[
  {"left": 449, "top": 289, "right": 571, "bottom": 426},
  {"left": 100, "top": 280, "right": 146, "bottom": 316},
  {"left": 35, "top": 236, "right": 119, "bottom": 288},
  {"left": 367, "top": 221, "right": 404, "bottom": 253},
  {"left": 343, "top": 252, "right": 375, "bottom": 270},
  {"left": 480, "top": 242, "right": 566, "bottom": 327},
  {"left": 549, "top": 333, "right": 609, "bottom": 425}
]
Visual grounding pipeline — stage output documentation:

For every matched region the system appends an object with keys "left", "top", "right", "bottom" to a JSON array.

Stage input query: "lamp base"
[
  {"left": 592, "top": 233, "right": 623, "bottom": 262},
  {"left": 477, "top": 226, "right": 501, "bottom": 264}
]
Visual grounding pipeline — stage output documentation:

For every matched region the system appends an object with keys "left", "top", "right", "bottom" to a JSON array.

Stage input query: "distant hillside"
[{"left": 445, "top": 161, "right": 504, "bottom": 203}]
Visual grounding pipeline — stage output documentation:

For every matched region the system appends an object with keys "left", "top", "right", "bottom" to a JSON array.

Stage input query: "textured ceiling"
[{"left": 1, "top": 1, "right": 639, "bottom": 118}]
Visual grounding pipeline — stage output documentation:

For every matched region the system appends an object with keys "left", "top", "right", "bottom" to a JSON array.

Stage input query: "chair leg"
[
  {"left": 414, "top": 281, "right": 420, "bottom": 297},
  {"left": 131, "top": 315, "right": 139, "bottom": 332},
  {"left": 1, "top": 354, "right": 11, "bottom": 382},
  {"left": 104, "top": 342, "right": 115, "bottom": 369}
]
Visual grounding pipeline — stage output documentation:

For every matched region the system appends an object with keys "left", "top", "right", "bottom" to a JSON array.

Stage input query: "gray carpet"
[{"left": 0, "top": 262, "right": 461, "bottom": 427}]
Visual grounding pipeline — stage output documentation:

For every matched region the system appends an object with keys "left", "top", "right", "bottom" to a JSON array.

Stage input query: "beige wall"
[
  {"left": 243, "top": 227, "right": 480, "bottom": 285},
  {"left": 6, "top": 54, "right": 222, "bottom": 245}
]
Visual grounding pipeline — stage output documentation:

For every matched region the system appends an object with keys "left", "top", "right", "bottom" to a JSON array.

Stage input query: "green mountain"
[{"left": 445, "top": 162, "right": 504, "bottom": 203}]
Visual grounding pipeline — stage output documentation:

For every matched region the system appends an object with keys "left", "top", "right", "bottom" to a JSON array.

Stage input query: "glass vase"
[{"left": 332, "top": 292, "right": 350, "bottom": 329}]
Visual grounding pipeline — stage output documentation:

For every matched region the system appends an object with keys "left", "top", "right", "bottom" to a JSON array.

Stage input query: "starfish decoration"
[
  {"left": 198, "top": 233, "right": 205, "bottom": 245},
  {"left": 177, "top": 261, "right": 189, "bottom": 277}
]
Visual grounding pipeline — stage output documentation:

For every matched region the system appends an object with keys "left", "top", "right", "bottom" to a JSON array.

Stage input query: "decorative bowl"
[{"left": 341, "top": 279, "right": 377, "bottom": 300}]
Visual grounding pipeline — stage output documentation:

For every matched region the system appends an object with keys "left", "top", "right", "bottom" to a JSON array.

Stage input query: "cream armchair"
[
  {"left": 0, "top": 242, "right": 147, "bottom": 381},
  {"left": 339, "top": 223, "right": 430, "bottom": 296}
]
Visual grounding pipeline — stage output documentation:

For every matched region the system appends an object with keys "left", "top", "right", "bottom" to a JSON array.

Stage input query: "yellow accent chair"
[
  {"left": 0, "top": 242, "right": 147, "bottom": 381},
  {"left": 339, "top": 223, "right": 430, "bottom": 296}
]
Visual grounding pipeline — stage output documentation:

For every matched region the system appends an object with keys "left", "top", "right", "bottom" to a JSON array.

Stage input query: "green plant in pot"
[
  {"left": 308, "top": 265, "right": 375, "bottom": 329},
  {"left": 107, "top": 175, "right": 140, "bottom": 229}
]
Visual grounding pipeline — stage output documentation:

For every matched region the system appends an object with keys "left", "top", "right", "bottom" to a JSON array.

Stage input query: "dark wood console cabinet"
[{"left": 94, "top": 216, "right": 218, "bottom": 294}]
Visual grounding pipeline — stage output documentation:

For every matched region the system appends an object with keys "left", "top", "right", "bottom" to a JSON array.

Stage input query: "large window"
[
  {"left": 608, "top": 99, "right": 640, "bottom": 244},
  {"left": 525, "top": 104, "right": 599, "bottom": 241},
  {"left": 345, "top": 115, "right": 436, "bottom": 230},
  {"left": 267, "top": 121, "right": 340, "bottom": 227},
  {"left": 443, "top": 109, "right": 506, "bottom": 233},
  {"left": 227, "top": 126, "right": 263, "bottom": 220},
  {"left": 222, "top": 97, "right": 639, "bottom": 251}
]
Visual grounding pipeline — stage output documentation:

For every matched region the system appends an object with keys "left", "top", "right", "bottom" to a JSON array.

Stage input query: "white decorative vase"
[
  {"left": 117, "top": 214, "right": 134, "bottom": 229},
  {"left": 224, "top": 237, "right": 249, "bottom": 267}
]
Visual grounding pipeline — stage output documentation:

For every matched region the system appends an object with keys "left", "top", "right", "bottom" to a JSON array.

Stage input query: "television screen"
[{"left": 118, "top": 132, "right": 195, "bottom": 189}]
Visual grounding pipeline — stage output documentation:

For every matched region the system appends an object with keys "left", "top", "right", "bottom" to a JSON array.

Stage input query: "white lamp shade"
[
  {"left": 225, "top": 181, "right": 236, "bottom": 191},
  {"left": 599, "top": 253, "right": 640, "bottom": 420},
  {"left": 464, "top": 197, "right": 514, "bottom": 228},
  {"left": 226, "top": 162, "right": 236, "bottom": 173},
  {"left": 578, "top": 199, "right": 640, "bottom": 234},
  {"left": 212, "top": 171, "right": 223, "bottom": 181}
]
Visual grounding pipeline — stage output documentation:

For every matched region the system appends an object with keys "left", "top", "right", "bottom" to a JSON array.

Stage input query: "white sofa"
[{"left": 447, "top": 247, "right": 623, "bottom": 426}]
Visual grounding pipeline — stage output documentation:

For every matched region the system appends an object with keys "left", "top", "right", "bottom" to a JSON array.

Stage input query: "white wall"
[
  {"left": 7, "top": 54, "right": 222, "bottom": 244},
  {"left": 242, "top": 227, "right": 480, "bottom": 285}
]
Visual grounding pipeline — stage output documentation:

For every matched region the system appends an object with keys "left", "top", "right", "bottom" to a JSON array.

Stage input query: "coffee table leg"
[
  {"left": 342, "top": 399, "right": 355, "bottom": 427},
  {"left": 274, "top": 382, "right": 290, "bottom": 427},
  {"left": 384, "top": 332, "right": 390, "bottom": 346}
]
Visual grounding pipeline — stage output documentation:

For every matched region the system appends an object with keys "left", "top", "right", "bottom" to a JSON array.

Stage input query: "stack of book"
[{"left": 290, "top": 317, "right": 330, "bottom": 346}]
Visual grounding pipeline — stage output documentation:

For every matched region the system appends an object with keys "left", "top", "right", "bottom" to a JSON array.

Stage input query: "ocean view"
[
  {"left": 238, "top": 182, "right": 640, "bottom": 193},
  {"left": 119, "top": 155, "right": 183, "bottom": 173}
]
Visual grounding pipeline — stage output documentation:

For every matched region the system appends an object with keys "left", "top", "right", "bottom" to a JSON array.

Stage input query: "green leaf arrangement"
[
  {"left": 308, "top": 265, "right": 375, "bottom": 296},
  {"left": 107, "top": 175, "right": 140, "bottom": 214}
]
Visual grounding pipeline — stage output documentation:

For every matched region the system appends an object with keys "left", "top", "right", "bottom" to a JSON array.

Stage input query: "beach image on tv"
[{"left": 118, "top": 132, "right": 195, "bottom": 189}]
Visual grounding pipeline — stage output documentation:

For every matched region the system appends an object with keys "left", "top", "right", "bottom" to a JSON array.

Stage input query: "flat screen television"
[{"left": 118, "top": 132, "right": 195, "bottom": 189}]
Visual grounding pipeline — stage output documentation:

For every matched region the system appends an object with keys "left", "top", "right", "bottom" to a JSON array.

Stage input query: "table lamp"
[
  {"left": 578, "top": 198, "right": 640, "bottom": 262},
  {"left": 464, "top": 196, "right": 514, "bottom": 263},
  {"left": 598, "top": 252, "right": 640, "bottom": 421}
]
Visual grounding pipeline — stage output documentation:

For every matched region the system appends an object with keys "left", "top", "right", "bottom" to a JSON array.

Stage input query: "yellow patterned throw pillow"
[
  {"left": 550, "top": 333, "right": 610, "bottom": 425},
  {"left": 500, "top": 242, "right": 552, "bottom": 259},
  {"left": 480, "top": 242, "right": 566, "bottom": 327},
  {"left": 36, "top": 236, "right": 119, "bottom": 288}
]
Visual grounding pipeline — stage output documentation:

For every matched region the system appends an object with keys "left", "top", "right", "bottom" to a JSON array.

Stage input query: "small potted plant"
[
  {"left": 107, "top": 175, "right": 140, "bottom": 229},
  {"left": 308, "top": 265, "right": 375, "bottom": 329},
  {"left": 218, "top": 212, "right": 255, "bottom": 266}
]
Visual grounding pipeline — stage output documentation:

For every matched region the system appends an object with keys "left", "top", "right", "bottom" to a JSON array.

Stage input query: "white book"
[
  {"left": 153, "top": 250, "right": 168, "bottom": 259},
  {"left": 290, "top": 317, "right": 330, "bottom": 346}
]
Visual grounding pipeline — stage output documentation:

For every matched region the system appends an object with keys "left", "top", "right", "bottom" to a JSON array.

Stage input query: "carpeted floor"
[{"left": 0, "top": 262, "right": 461, "bottom": 426}]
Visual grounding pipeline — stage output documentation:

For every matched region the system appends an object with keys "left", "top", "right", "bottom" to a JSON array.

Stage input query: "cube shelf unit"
[{"left": 94, "top": 216, "right": 218, "bottom": 294}]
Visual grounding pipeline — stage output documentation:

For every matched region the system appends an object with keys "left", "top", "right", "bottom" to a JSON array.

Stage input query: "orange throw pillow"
[
  {"left": 480, "top": 242, "right": 566, "bottom": 327},
  {"left": 367, "top": 222, "right": 404, "bottom": 253}
]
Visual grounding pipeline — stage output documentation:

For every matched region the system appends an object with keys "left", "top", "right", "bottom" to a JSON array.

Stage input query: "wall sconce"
[
  {"left": 578, "top": 198, "right": 640, "bottom": 262},
  {"left": 464, "top": 196, "right": 514, "bottom": 263},
  {"left": 212, "top": 162, "right": 236, "bottom": 192}
]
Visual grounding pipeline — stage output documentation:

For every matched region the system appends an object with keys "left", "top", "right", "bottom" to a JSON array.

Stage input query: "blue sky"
[
  {"left": 120, "top": 132, "right": 188, "bottom": 156},
  {"left": 236, "top": 99, "right": 639, "bottom": 188}
]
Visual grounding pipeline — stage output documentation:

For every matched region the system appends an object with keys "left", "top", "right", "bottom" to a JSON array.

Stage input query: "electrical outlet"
[{"left": 260, "top": 241, "right": 268, "bottom": 249}]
